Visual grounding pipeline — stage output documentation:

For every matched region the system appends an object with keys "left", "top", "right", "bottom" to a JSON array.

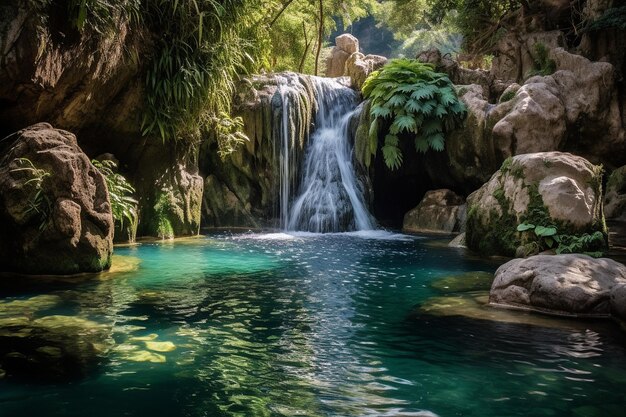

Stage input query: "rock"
[
  {"left": 0, "top": 312, "right": 113, "bottom": 380},
  {"left": 202, "top": 175, "right": 258, "bottom": 228},
  {"left": 201, "top": 73, "right": 319, "bottom": 228},
  {"left": 0, "top": 3, "right": 145, "bottom": 139},
  {"left": 490, "top": 254, "right": 626, "bottom": 321},
  {"left": 0, "top": 123, "right": 113, "bottom": 274},
  {"left": 605, "top": 166, "right": 626, "bottom": 220},
  {"left": 465, "top": 152, "right": 605, "bottom": 257},
  {"left": 145, "top": 340, "right": 176, "bottom": 352},
  {"left": 345, "top": 53, "right": 387, "bottom": 90},
  {"left": 336, "top": 34, "right": 359, "bottom": 54},
  {"left": 325, "top": 34, "right": 361, "bottom": 78},
  {"left": 425, "top": 45, "right": 624, "bottom": 195},
  {"left": 402, "top": 189, "right": 466, "bottom": 233},
  {"left": 448, "top": 232, "right": 467, "bottom": 248}
]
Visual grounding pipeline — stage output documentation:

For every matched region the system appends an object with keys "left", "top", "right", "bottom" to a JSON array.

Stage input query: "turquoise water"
[{"left": 1, "top": 231, "right": 626, "bottom": 417}]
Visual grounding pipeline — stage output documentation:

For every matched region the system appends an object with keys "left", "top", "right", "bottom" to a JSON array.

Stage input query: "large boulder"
[
  {"left": 490, "top": 254, "right": 626, "bottom": 321},
  {"left": 325, "top": 34, "right": 360, "bottom": 78},
  {"left": 0, "top": 123, "right": 113, "bottom": 274},
  {"left": 345, "top": 52, "right": 387, "bottom": 90},
  {"left": 465, "top": 152, "right": 605, "bottom": 257},
  {"left": 425, "top": 45, "right": 625, "bottom": 194},
  {"left": 403, "top": 189, "right": 466, "bottom": 233}
]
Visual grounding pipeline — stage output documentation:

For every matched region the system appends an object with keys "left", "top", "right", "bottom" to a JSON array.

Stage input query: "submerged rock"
[
  {"left": 403, "top": 189, "right": 466, "bottom": 234},
  {"left": 430, "top": 271, "right": 494, "bottom": 293},
  {"left": 465, "top": 152, "right": 605, "bottom": 257},
  {"left": 0, "top": 123, "right": 113, "bottom": 274},
  {"left": 0, "top": 310, "right": 113, "bottom": 380},
  {"left": 490, "top": 254, "right": 626, "bottom": 321}
]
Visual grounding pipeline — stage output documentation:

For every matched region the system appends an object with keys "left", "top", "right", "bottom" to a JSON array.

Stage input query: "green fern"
[
  {"left": 362, "top": 58, "right": 466, "bottom": 170},
  {"left": 92, "top": 159, "right": 138, "bottom": 242}
]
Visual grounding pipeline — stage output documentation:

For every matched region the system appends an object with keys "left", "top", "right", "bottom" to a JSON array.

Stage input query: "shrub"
[{"left": 362, "top": 58, "right": 466, "bottom": 170}]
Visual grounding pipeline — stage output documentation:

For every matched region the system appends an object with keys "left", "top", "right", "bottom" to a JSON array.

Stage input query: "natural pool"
[{"left": 1, "top": 231, "right": 626, "bottom": 417}]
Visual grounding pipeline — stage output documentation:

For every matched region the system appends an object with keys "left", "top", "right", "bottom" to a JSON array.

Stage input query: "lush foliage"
[
  {"left": 141, "top": 0, "right": 268, "bottom": 144},
  {"left": 10, "top": 158, "right": 52, "bottom": 232},
  {"left": 587, "top": 6, "right": 626, "bottom": 31},
  {"left": 517, "top": 222, "right": 606, "bottom": 257},
  {"left": 362, "top": 58, "right": 466, "bottom": 170},
  {"left": 375, "top": 0, "right": 521, "bottom": 57},
  {"left": 92, "top": 159, "right": 138, "bottom": 240},
  {"left": 66, "top": 0, "right": 141, "bottom": 33}
]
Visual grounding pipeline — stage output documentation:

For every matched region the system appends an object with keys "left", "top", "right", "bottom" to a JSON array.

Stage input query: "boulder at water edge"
[
  {"left": 0, "top": 123, "right": 113, "bottom": 274},
  {"left": 465, "top": 152, "right": 605, "bottom": 257},
  {"left": 403, "top": 189, "right": 466, "bottom": 234},
  {"left": 490, "top": 254, "right": 626, "bottom": 321}
]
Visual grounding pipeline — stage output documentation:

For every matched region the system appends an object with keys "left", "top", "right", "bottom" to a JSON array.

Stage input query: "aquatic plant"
[
  {"left": 92, "top": 159, "right": 138, "bottom": 240},
  {"left": 362, "top": 58, "right": 466, "bottom": 170}
]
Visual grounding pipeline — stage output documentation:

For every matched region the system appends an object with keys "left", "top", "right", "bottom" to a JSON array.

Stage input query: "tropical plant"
[
  {"left": 516, "top": 222, "right": 606, "bottom": 257},
  {"left": 204, "top": 112, "right": 250, "bottom": 159},
  {"left": 362, "top": 58, "right": 466, "bottom": 170},
  {"left": 140, "top": 0, "right": 270, "bottom": 147},
  {"left": 10, "top": 158, "right": 52, "bottom": 231},
  {"left": 92, "top": 159, "right": 138, "bottom": 240},
  {"left": 153, "top": 192, "right": 174, "bottom": 240},
  {"left": 67, "top": 0, "right": 141, "bottom": 33}
]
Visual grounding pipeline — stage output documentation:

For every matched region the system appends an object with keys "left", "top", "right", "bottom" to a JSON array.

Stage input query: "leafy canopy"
[{"left": 362, "top": 58, "right": 466, "bottom": 170}]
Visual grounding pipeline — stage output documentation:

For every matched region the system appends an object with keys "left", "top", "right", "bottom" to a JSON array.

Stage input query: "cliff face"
[{"left": 0, "top": 2, "right": 202, "bottom": 239}]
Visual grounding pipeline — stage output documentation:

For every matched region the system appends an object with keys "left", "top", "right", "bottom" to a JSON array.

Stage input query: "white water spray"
[{"left": 277, "top": 77, "right": 375, "bottom": 233}]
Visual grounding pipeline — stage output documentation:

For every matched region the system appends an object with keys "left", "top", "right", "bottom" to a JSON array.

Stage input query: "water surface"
[{"left": 1, "top": 232, "right": 625, "bottom": 417}]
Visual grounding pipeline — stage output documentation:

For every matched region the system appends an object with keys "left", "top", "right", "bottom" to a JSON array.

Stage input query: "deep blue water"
[{"left": 1, "top": 231, "right": 625, "bottom": 417}]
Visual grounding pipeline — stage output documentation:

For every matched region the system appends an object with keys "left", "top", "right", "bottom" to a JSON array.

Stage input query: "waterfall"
[{"left": 277, "top": 76, "right": 375, "bottom": 233}]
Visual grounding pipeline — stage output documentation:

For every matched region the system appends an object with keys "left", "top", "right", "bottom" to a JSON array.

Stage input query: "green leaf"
[
  {"left": 534, "top": 226, "right": 557, "bottom": 237},
  {"left": 371, "top": 105, "right": 392, "bottom": 119},
  {"left": 415, "top": 136, "right": 429, "bottom": 153},
  {"left": 427, "top": 133, "right": 445, "bottom": 152},
  {"left": 517, "top": 223, "right": 535, "bottom": 232},
  {"left": 382, "top": 135, "right": 402, "bottom": 170},
  {"left": 391, "top": 115, "right": 418, "bottom": 133},
  {"left": 386, "top": 95, "right": 407, "bottom": 108}
]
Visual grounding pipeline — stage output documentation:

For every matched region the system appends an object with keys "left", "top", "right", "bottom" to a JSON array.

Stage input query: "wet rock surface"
[
  {"left": 0, "top": 123, "right": 113, "bottom": 274},
  {"left": 403, "top": 189, "right": 466, "bottom": 234},
  {"left": 490, "top": 254, "right": 626, "bottom": 321}
]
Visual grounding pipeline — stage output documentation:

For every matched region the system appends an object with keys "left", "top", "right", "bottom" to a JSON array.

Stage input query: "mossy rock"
[{"left": 466, "top": 152, "right": 606, "bottom": 257}]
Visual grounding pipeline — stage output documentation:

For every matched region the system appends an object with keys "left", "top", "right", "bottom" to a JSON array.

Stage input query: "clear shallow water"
[{"left": 1, "top": 232, "right": 626, "bottom": 417}]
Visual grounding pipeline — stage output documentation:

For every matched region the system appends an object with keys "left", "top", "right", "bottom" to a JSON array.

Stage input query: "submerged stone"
[
  {"left": 0, "top": 313, "right": 113, "bottom": 380},
  {"left": 124, "top": 350, "right": 166, "bottom": 363},
  {"left": 145, "top": 341, "right": 176, "bottom": 352},
  {"left": 430, "top": 271, "right": 494, "bottom": 293}
]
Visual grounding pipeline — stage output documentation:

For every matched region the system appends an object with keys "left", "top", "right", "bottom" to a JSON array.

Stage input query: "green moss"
[
  {"left": 500, "top": 157, "right": 513, "bottom": 174},
  {"left": 466, "top": 189, "right": 519, "bottom": 257},
  {"left": 499, "top": 90, "right": 516, "bottom": 103}
]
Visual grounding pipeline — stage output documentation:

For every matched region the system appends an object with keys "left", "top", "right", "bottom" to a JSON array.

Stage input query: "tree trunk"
[{"left": 314, "top": 0, "right": 323, "bottom": 76}]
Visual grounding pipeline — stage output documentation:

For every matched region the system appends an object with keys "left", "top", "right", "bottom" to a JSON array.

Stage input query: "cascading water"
[{"left": 277, "top": 76, "right": 375, "bottom": 233}]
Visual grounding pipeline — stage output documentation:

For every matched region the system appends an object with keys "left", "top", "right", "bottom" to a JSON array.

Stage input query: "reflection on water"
[{"left": 0, "top": 232, "right": 625, "bottom": 417}]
